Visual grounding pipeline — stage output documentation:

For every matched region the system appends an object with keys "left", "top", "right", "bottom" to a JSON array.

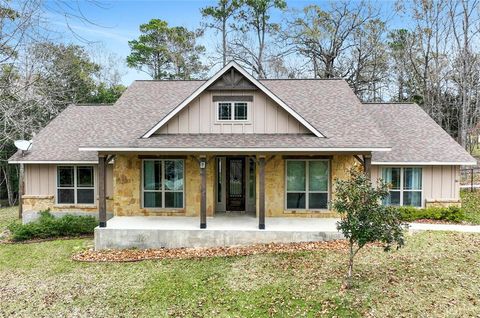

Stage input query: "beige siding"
[
  {"left": 156, "top": 90, "right": 310, "bottom": 134},
  {"left": 25, "top": 164, "right": 114, "bottom": 198},
  {"left": 371, "top": 165, "right": 461, "bottom": 206}
]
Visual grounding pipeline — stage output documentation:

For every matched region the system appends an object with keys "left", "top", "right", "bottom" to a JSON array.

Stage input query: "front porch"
[{"left": 94, "top": 215, "right": 343, "bottom": 250}]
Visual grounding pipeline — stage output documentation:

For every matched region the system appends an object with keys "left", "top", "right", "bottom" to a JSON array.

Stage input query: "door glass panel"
[
  {"left": 229, "top": 159, "right": 243, "bottom": 197},
  {"left": 217, "top": 158, "right": 222, "bottom": 203},
  {"left": 248, "top": 158, "right": 255, "bottom": 199},
  {"left": 309, "top": 161, "right": 328, "bottom": 191},
  {"left": 287, "top": 161, "right": 306, "bottom": 191}
]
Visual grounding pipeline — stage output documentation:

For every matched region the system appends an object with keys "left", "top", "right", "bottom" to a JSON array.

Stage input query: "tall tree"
[
  {"left": 127, "top": 19, "right": 206, "bottom": 80},
  {"left": 284, "top": 1, "right": 380, "bottom": 79},
  {"left": 230, "top": 0, "right": 286, "bottom": 78},
  {"left": 201, "top": 0, "right": 239, "bottom": 66}
]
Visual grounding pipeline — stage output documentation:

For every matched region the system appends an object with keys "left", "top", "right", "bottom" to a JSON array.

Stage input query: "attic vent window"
[{"left": 217, "top": 102, "right": 249, "bottom": 121}]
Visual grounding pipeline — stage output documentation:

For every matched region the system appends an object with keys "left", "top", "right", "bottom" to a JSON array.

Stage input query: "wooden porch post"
[
  {"left": 363, "top": 155, "right": 372, "bottom": 179},
  {"left": 200, "top": 156, "right": 207, "bottom": 229},
  {"left": 258, "top": 156, "right": 265, "bottom": 230},
  {"left": 98, "top": 154, "right": 107, "bottom": 228}
]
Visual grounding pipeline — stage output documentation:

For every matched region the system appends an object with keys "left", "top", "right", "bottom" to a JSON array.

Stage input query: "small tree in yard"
[{"left": 332, "top": 168, "right": 406, "bottom": 288}]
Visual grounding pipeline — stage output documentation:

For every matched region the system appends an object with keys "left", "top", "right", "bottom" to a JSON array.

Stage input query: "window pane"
[
  {"left": 165, "top": 192, "right": 183, "bottom": 208},
  {"left": 144, "top": 192, "right": 162, "bottom": 208},
  {"left": 309, "top": 193, "right": 328, "bottom": 209},
  {"left": 234, "top": 102, "right": 247, "bottom": 120},
  {"left": 218, "top": 102, "right": 231, "bottom": 120},
  {"left": 382, "top": 167, "right": 401, "bottom": 190},
  {"left": 144, "top": 161, "right": 161, "bottom": 190},
  {"left": 77, "top": 166, "right": 94, "bottom": 187},
  {"left": 309, "top": 161, "right": 328, "bottom": 191},
  {"left": 404, "top": 191, "right": 422, "bottom": 207},
  {"left": 404, "top": 168, "right": 422, "bottom": 190},
  {"left": 57, "top": 189, "right": 74, "bottom": 204},
  {"left": 58, "top": 166, "right": 74, "bottom": 187},
  {"left": 287, "top": 193, "right": 306, "bottom": 209},
  {"left": 287, "top": 161, "right": 306, "bottom": 191},
  {"left": 77, "top": 189, "right": 94, "bottom": 204},
  {"left": 383, "top": 191, "right": 400, "bottom": 206},
  {"left": 164, "top": 160, "right": 184, "bottom": 190}
]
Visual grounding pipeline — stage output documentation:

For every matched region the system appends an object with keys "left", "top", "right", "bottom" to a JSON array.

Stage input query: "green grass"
[
  {"left": 0, "top": 207, "right": 480, "bottom": 317},
  {"left": 461, "top": 190, "right": 480, "bottom": 224}
]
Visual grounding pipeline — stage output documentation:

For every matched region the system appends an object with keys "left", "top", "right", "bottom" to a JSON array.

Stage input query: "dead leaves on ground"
[{"left": 72, "top": 240, "right": 351, "bottom": 263}]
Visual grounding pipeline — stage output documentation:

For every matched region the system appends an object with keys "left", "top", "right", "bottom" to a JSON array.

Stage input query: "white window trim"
[
  {"left": 55, "top": 165, "right": 96, "bottom": 206},
  {"left": 382, "top": 167, "right": 423, "bottom": 207},
  {"left": 285, "top": 159, "right": 330, "bottom": 211},
  {"left": 141, "top": 159, "right": 185, "bottom": 209},
  {"left": 215, "top": 101, "right": 251, "bottom": 122}
]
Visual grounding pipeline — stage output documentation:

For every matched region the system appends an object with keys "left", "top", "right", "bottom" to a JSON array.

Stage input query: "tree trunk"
[{"left": 346, "top": 240, "right": 355, "bottom": 289}]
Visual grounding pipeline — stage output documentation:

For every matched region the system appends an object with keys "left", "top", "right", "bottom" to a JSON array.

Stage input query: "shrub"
[
  {"left": 7, "top": 210, "right": 97, "bottom": 241},
  {"left": 397, "top": 206, "right": 465, "bottom": 223}
]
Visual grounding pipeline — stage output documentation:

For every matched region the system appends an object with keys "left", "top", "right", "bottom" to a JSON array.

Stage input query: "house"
[{"left": 9, "top": 61, "right": 476, "bottom": 249}]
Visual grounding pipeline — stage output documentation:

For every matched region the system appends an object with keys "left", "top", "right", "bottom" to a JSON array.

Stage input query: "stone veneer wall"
[
  {"left": 260, "top": 154, "right": 358, "bottom": 218},
  {"left": 113, "top": 154, "right": 215, "bottom": 216},
  {"left": 22, "top": 195, "right": 113, "bottom": 213},
  {"left": 425, "top": 200, "right": 462, "bottom": 208},
  {"left": 113, "top": 154, "right": 357, "bottom": 218}
]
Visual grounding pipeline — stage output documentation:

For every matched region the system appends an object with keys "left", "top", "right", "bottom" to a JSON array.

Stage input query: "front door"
[{"left": 226, "top": 157, "right": 245, "bottom": 211}]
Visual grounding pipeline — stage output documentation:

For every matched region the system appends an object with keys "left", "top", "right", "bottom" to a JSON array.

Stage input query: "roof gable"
[{"left": 141, "top": 61, "right": 324, "bottom": 138}]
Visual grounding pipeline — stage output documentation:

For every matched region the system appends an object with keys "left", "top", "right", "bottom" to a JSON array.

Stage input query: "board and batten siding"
[
  {"left": 371, "top": 165, "right": 461, "bottom": 205},
  {"left": 24, "top": 164, "right": 114, "bottom": 198},
  {"left": 156, "top": 90, "right": 310, "bottom": 134}
]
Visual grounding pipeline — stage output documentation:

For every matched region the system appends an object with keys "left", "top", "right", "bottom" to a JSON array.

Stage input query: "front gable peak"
[{"left": 141, "top": 61, "right": 324, "bottom": 138}]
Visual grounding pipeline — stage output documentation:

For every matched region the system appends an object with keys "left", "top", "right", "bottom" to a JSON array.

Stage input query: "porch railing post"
[
  {"left": 259, "top": 156, "right": 265, "bottom": 230},
  {"left": 200, "top": 156, "right": 207, "bottom": 229},
  {"left": 98, "top": 154, "right": 107, "bottom": 228}
]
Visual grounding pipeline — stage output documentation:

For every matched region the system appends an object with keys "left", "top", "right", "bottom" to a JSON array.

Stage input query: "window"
[
  {"left": 382, "top": 167, "right": 422, "bottom": 207},
  {"left": 57, "top": 166, "right": 95, "bottom": 204},
  {"left": 286, "top": 160, "right": 329, "bottom": 210},
  {"left": 143, "top": 159, "right": 184, "bottom": 208},
  {"left": 217, "top": 102, "right": 248, "bottom": 121}
]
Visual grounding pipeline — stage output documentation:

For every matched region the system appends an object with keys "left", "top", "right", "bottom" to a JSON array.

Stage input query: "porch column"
[
  {"left": 200, "top": 156, "right": 207, "bottom": 229},
  {"left": 258, "top": 156, "right": 265, "bottom": 230},
  {"left": 363, "top": 155, "right": 372, "bottom": 179},
  {"left": 98, "top": 154, "right": 107, "bottom": 228}
]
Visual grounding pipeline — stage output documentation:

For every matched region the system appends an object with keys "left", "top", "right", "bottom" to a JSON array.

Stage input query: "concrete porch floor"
[{"left": 94, "top": 215, "right": 344, "bottom": 250}]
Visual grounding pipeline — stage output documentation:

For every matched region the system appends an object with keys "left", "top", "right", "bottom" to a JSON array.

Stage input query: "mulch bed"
[
  {"left": 72, "top": 240, "right": 352, "bottom": 263},
  {"left": 411, "top": 219, "right": 466, "bottom": 225}
]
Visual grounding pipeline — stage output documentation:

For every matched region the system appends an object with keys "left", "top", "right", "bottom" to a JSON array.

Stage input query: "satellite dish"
[{"left": 14, "top": 140, "right": 32, "bottom": 151}]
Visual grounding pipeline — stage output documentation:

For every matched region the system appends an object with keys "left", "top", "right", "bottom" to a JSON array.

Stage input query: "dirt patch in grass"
[{"left": 73, "top": 240, "right": 351, "bottom": 262}]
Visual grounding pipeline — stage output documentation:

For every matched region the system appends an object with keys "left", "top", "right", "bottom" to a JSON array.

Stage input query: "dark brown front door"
[{"left": 226, "top": 157, "right": 245, "bottom": 211}]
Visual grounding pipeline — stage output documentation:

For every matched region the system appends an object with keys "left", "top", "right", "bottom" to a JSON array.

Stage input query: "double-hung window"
[
  {"left": 143, "top": 159, "right": 184, "bottom": 209},
  {"left": 286, "top": 160, "right": 329, "bottom": 210},
  {"left": 217, "top": 102, "right": 248, "bottom": 121},
  {"left": 57, "top": 166, "right": 95, "bottom": 204},
  {"left": 382, "top": 167, "right": 422, "bottom": 207}
]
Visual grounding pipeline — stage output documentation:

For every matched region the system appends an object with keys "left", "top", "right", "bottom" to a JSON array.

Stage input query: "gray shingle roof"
[
  {"left": 365, "top": 103, "right": 476, "bottom": 164},
  {"left": 9, "top": 74, "right": 474, "bottom": 165}
]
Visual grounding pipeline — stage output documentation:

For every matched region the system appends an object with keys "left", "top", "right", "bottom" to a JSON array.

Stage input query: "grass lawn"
[{"left": 0, "top": 207, "right": 479, "bottom": 317}]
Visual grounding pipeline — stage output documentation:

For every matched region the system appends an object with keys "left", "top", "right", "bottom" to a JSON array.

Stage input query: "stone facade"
[
  {"left": 262, "top": 155, "right": 358, "bottom": 218},
  {"left": 113, "top": 154, "right": 215, "bottom": 217},
  {"left": 22, "top": 195, "right": 113, "bottom": 214},
  {"left": 425, "top": 199, "right": 462, "bottom": 208}
]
